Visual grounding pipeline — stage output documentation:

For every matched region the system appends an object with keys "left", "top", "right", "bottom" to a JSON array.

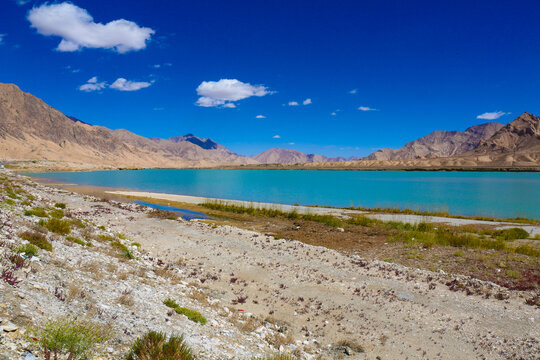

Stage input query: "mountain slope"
[
  {"left": 252, "top": 148, "right": 343, "bottom": 164},
  {"left": 0, "top": 83, "right": 255, "bottom": 167},
  {"left": 366, "top": 122, "right": 504, "bottom": 160},
  {"left": 461, "top": 112, "right": 540, "bottom": 164}
]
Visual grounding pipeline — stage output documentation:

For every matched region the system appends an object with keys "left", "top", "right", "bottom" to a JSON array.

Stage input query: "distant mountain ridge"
[
  {"left": 365, "top": 122, "right": 504, "bottom": 160},
  {"left": 0, "top": 83, "right": 538, "bottom": 169},
  {"left": 252, "top": 148, "right": 344, "bottom": 164}
]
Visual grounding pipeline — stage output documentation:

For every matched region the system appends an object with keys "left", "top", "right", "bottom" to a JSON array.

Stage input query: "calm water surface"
[{"left": 30, "top": 169, "right": 540, "bottom": 220}]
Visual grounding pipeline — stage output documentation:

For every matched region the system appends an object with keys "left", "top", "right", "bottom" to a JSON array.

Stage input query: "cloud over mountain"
[
  {"left": 476, "top": 111, "right": 509, "bottom": 120},
  {"left": 27, "top": 2, "right": 154, "bottom": 53},
  {"left": 196, "top": 79, "right": 270, "bottom": 108}
]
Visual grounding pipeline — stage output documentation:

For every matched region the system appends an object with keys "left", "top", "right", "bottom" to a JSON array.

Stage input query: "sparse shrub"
[
  {"left": 4, "top": 199, "right": 16, "bottom": 206},
  {"left": 126, "top": 331, "right": 195, "bottom": 360},
  {"left": 494, "top": 228, "right": 529, "bottom": 241},
  {"left": 21, "top": 200, "right": 31, "bottom": 206},
  {"left": 505, "top": 269, "right": 522, "bottom": 279},
  {"left": 49, "top": 209, "right": 65, "bottom": 219},
  {"left": 97, "top": 225, "right": 106, "bottom": 230},
  {"left": 453, "top": 251, "right": 464, "bottom": 257},
  {"left": 302, "top": 214, "right": 343, "bottom": 227},
  {"left": 97, "top": 235, "right": 115, "bottom": 242},
  {"left": 19, "top": 231, "right": 52, "bottom": 251},
  {"left": 31, "top": 317, "right": 111, "bottom": 359},
  {"left": 514, "top": 245, "right": 540, "bottom": 257},
  {"left": 15, "top": 244, "right": 39, "bottom": 257},
  {"left": 122, "top": 248, "right": 136, "bottom": 260},
  {"left": 252, "top": 355, "right": 296, "bottom": 360},
  {"left": 71, "top": 218, "right": 86, "bottom": 229},
  {"left": 163, "top": 299, "right": 206, "bottom": 325},
  {"left": 174, "top": 307, "right": 207, "bottom": 325},
  {"left": 42, "top": 218, "right": 72, "bottom": 235},
  {"left": 66, "top": 236, "right": 86, "bottom": 246},
  {"left": 24, "top": 207, "right": 48, "bottom": 217},
  {"left": 116, "top": 233, "right": 127, "bottom": 240},
  {"left": 55, "top": 203, "right": 66, "bottom": 209},
  {"left": 118, "top": 289, "right": 135, "bottom": 307},
  {"left": 131, "top": 242, "right": 141, "bottom": 248},
  {"left": 148, "top": 209, "right": 179, "bottom": 220}
]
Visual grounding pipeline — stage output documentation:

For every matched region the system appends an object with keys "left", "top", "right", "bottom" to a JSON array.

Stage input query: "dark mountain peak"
[
  {"left": 167, "top": 134, "right": 221, "bottom": 150},
  {"left": 67, "top": 116, "right": 90, "bottom": 125}
]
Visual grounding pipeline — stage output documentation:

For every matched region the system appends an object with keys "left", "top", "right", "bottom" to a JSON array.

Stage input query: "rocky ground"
[{"left": 0, "top": 169, "right": 539, "bottom": 359}]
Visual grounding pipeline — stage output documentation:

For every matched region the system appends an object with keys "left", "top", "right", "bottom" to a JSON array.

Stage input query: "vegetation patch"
[
  {"left": 15, "top": 244, "right": 39, "bottom": 257},
  {"left": 54, "top": 202, "right": 66, "bottom": 209},
  {"left": 126, "top": 331, "right": 195, "bottom": 360},
  {"left": 19, "top": 231, "right": 52, "bottom": 251},
  {"left": 41, "top": 218, "right": 72, "bottom": 235},
  {"left": 493, "top": 228, "right": 529, "bottom": 241},
  {"left": 49, "top": 209, "right": 65, "bottom": 219},
  {"left": 24, "top": 207, "right": 48, "bottom": 217},
  {"left": 30, "top": 317, "right": 111, "bottom": 359},
  {"left": 163, "top": 298, "right": 207, "bottom": 325},
  {"left": 66, "top": 236, "right": 87, "bottom": 246}
]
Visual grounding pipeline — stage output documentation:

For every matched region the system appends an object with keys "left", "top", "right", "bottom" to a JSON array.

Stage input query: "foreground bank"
[{"left": 0, "top": 170, "right": 539, "bottom": 359}]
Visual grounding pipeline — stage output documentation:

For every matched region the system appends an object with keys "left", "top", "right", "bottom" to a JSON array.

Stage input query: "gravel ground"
[{"left": 0, "top": 171, "right": 538, "bottom": 359}]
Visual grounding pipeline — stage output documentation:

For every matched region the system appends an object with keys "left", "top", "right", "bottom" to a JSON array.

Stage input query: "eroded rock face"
[
  {"left": 252, "top": 148, "right": 344, "bottom": 164},
  {"left": 366, "top": 122, "right": 504, "bottom": 160}
]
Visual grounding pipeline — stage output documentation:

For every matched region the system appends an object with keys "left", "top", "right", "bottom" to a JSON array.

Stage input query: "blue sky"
[{"left": 1, "top": 0, "right": 539, "bottom": 157}]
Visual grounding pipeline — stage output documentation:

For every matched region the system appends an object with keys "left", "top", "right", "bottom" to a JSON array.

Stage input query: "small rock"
[{"left": 1, "top": 322, "right": 18, "bottom": 332}]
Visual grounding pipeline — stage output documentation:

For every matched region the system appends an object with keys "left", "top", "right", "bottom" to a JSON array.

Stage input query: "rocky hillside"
[
  {"left": 366, "top": 122, "right": 504, "bottom": 160},
  {"left": 0, "top": 83, "right": 255, "bottom": 168},
  {"left": 463, "top": 112, "right": 540, "bottom": 164},
  {"left": 252, "top": 148, "right": 343, "bottom": 164}
]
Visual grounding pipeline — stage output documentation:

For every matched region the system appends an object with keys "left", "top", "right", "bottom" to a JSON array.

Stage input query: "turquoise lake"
[{"left": 30, "top": 169, "right": 540, "bottom": 220}]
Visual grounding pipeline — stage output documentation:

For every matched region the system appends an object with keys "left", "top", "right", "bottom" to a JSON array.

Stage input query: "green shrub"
[
  {"left": 19, "top": 231, "right": 52, "bottom": 251},
  {"left": 174, "top": 307, "right": 207, "bottom": 325},
  {"left": 302, "top": 214, "right": 343, "bottom": 227},
  {"left": 97, "top": 235, "right": 115, "bottom": 242},
  {"left": 15, "top": 244, "right": 38, "bottom": 257},
  {"left": 31, "top": 317, "right": 111, "bottom": 358},
  {"left": 24, "top": 207, "right": 48, "bottom": 217},
  {"left": 126, "top": 331, "right": 195, "bottom": 360},
  {"left": 494, "top": 228, "right": 529, "bottom": 241},
  {"left": 71, "top": 218, "right": 87, "bottom": 229},
  {"left": 163, "top": 299, "right": 206, "bottom": 325},
  {"left": 131, "top": 242, "right": 141, "bottom": 248},
  {"left": 514, "top": 245, "right": 540, "bottom": 257},
  {"left": 54, "top": 203, "right": 66, "bottom": 209},
  {"left": 66, "top": 236, "right": 86, "bottom": 246},
  {"left": 163, "top": 298, "right": 179, "bottom": 309},
  {"left": 42, "top": 218, "right": 72, "bottom": 235},
  {"left": 49, "top": 209, "right": 65, "bottom": 219},
  {"left": 3, "top": 199, "right": 16, "bottom": 206}
]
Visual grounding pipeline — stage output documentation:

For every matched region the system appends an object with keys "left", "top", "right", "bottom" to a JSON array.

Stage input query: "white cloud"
[
  {"left": 15, "top": 0, "right": 32, "bottom": 5},
  {"left": 331, "top": 112, "right": 337, "bottom": 116},
  {"left": 476, "top": 111, "right": 509, "bottom": 120},
  {"left": 288, "top": 101, "right": 299, "bottom": 106},
  {"left": 79, "top": 76, "right": 106, "bottom": 92},
  {"left": 110, "top": 78, "right": 152, "bottom": 91},
  {"left": 358, "top": 106, "right": 377, "bottom": 111},
  {"left": 272, "top": 135, "right": 281, "bottom": 139},
  {"left": 256, "top": 115, "right": 266, "bottom": 119},
  {"left": 288, "top": 142, "right": 295, "bottom": 145},
  {"left": 196, "top": 79, "right": 271, "bottom": 108},
  {"left": 303, "top": 98, "right": 312, "bottom": 105},
  {"left": 27, "top": 2, "right": 154, "bottom": 53},
  {"left": 0, "top": 34, "right": 5, "bottom": 44},
  {"left": 153, "top": 64, "right": 161, "bottom": 68},
  {"left": 349, "top": 89, "right": 357, "bottom": 94}
]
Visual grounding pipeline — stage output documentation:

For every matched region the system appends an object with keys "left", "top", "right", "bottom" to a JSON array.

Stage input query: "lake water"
[{"left": 30, "top": 169, "right": 540, "bottom": 220}]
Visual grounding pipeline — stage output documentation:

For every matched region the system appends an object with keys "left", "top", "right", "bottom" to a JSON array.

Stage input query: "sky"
[{"left": 1, "top": 0, "right": 539, "bottom": 157}]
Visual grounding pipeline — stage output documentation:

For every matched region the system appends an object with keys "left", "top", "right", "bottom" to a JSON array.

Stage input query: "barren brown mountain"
[
  {"left": 0, "top": 83, "right": 255, "bottom": 168},
  {"left": 252, "top": 148, "right": 343, "bottom": 164},
  {"left": 366, "top": 122, "right": 504, "bottom": 160}
]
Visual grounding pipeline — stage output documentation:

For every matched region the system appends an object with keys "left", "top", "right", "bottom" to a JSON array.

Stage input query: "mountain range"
[{"left": 0, "top": 83, "right": 538, "bottom": 169}]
